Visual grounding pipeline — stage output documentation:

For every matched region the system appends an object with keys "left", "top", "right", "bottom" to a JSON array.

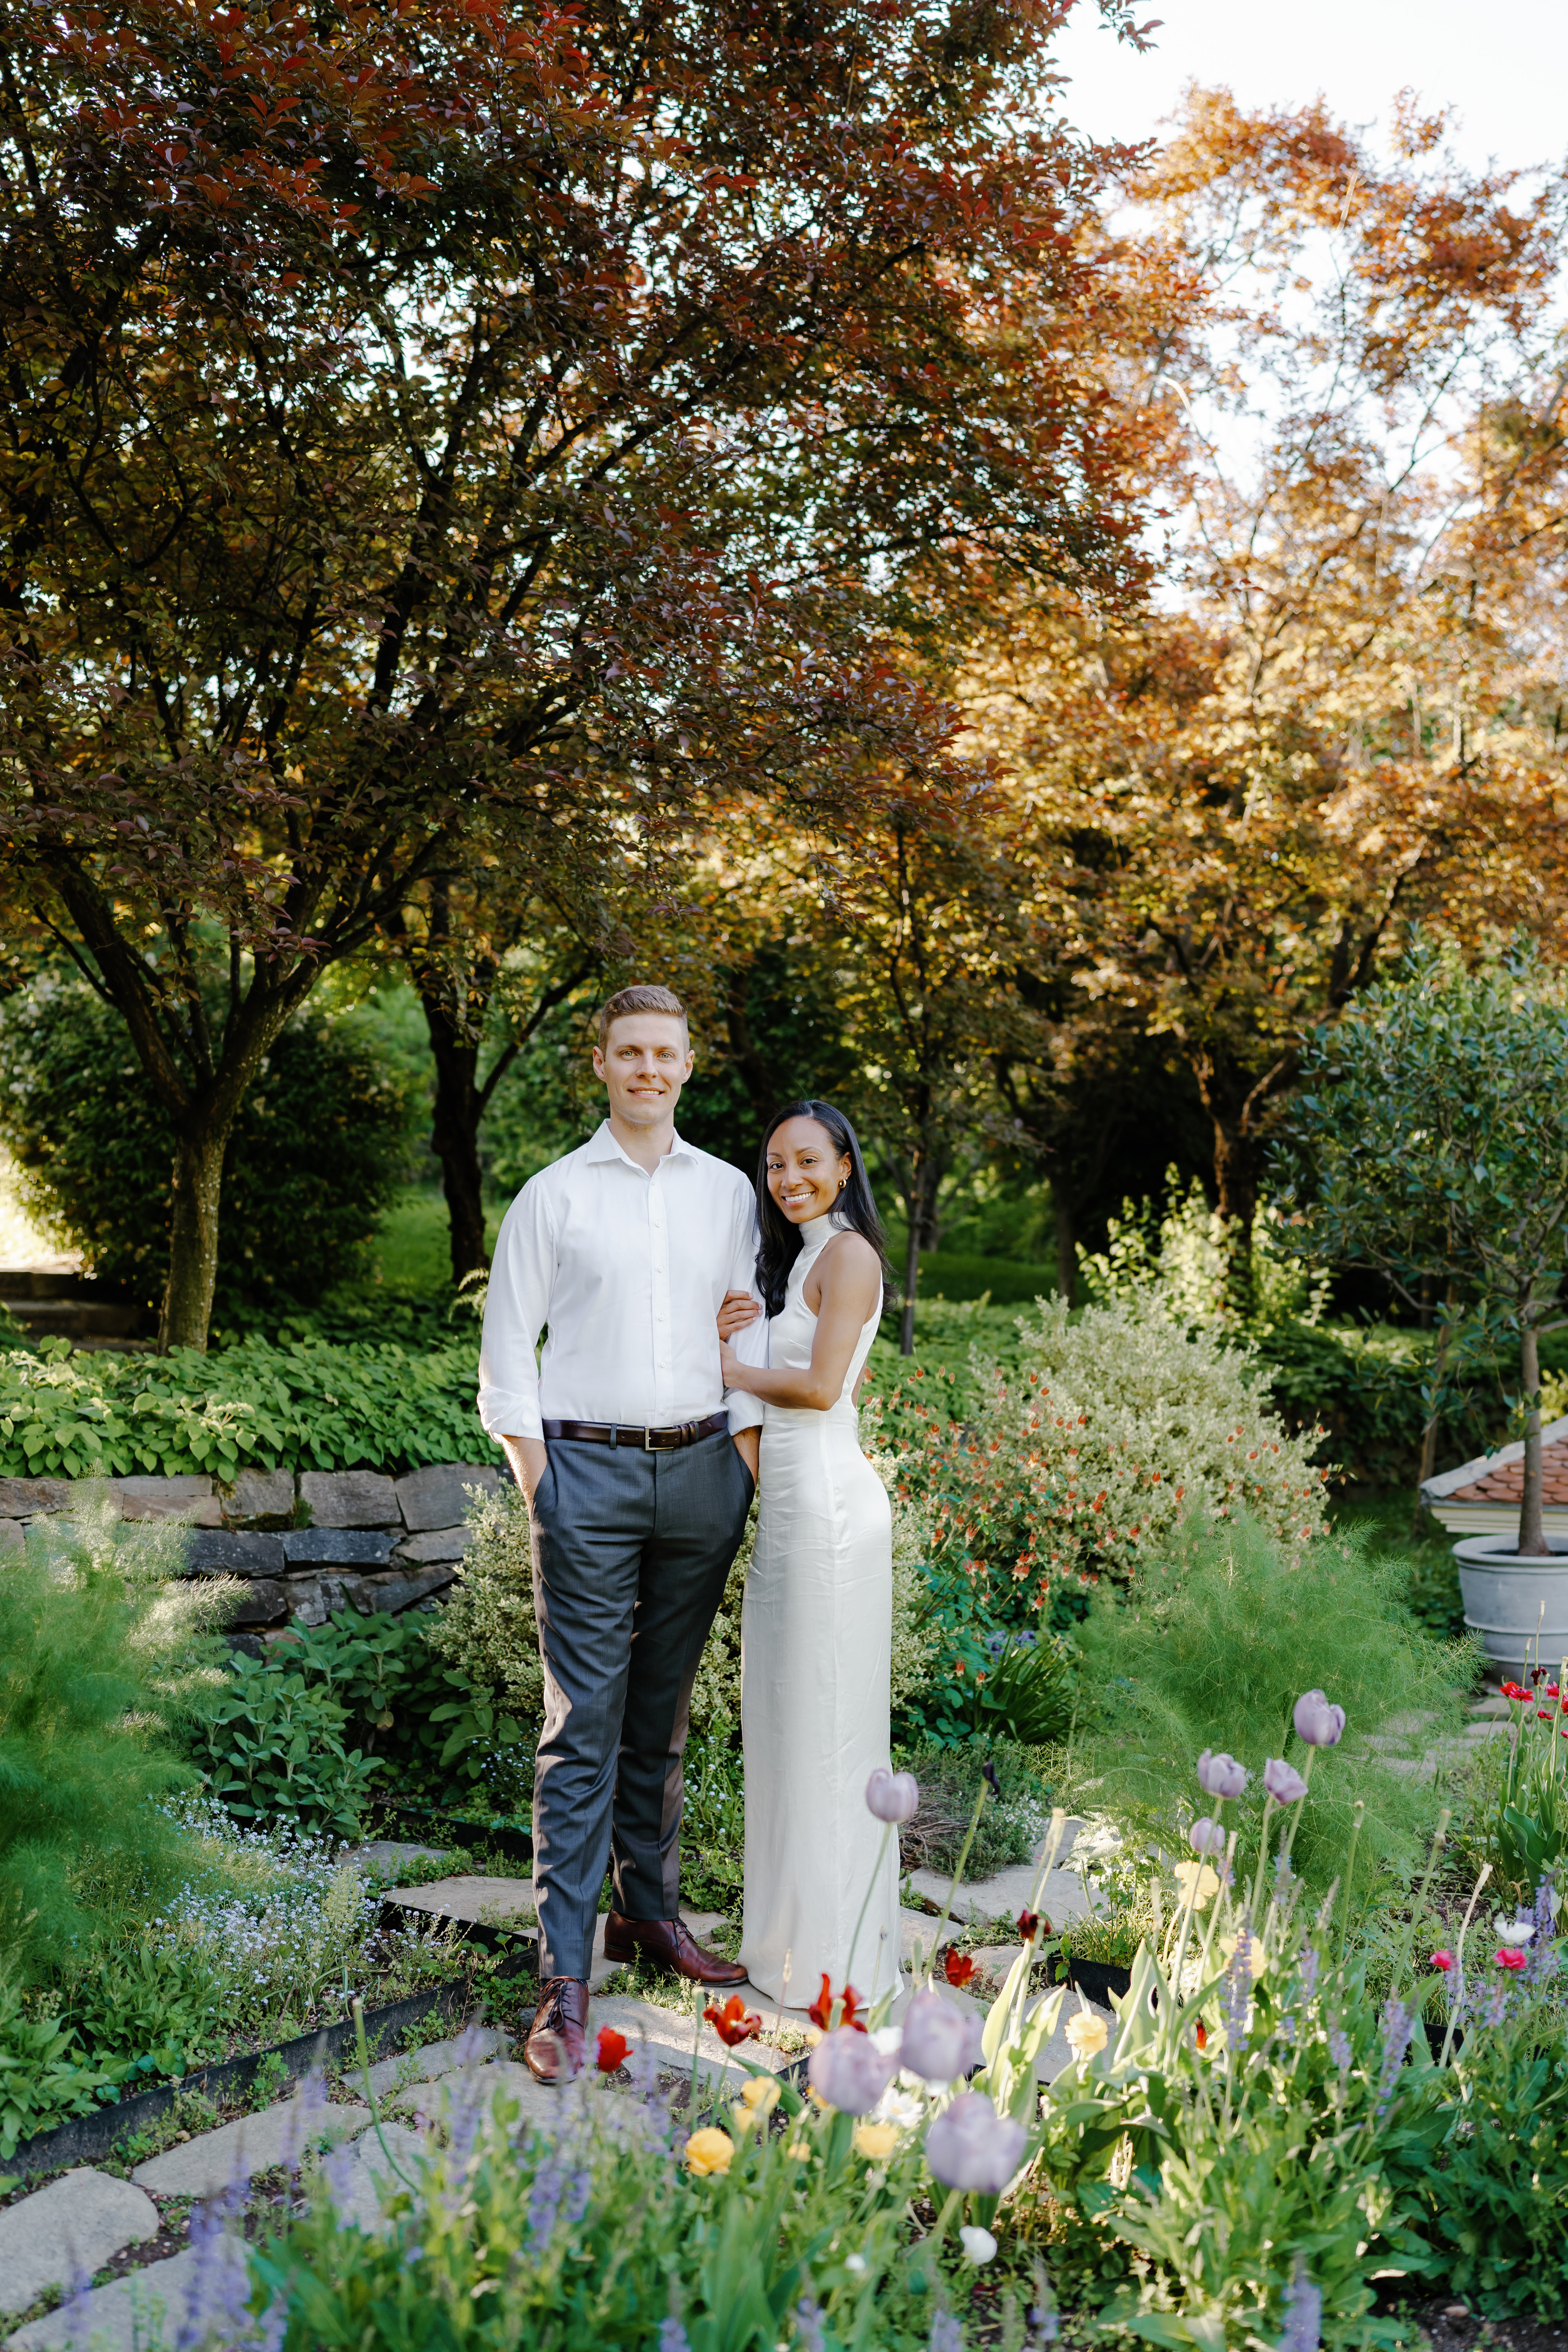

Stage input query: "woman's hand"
[
  {"left": 719, "top": 1334, "right": 743, "bottom": 1388},
  {"left": 717, "top": 1289, "right": 761, "bottom": 1340}
]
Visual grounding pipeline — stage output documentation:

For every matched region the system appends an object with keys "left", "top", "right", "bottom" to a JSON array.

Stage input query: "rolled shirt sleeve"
[{"left": 477, "top": 1178, "right": 555, "bottom": 1441}]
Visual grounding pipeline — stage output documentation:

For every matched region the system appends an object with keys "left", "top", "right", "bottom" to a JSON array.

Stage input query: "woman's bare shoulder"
[{"left": 816, "top": 1229, "right": 884, "bottom": 1298}]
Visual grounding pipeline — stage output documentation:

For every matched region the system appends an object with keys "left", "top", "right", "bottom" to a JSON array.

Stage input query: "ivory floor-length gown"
[{"left": 738, "top": 1211, "right": 902, "bottom": 2010}]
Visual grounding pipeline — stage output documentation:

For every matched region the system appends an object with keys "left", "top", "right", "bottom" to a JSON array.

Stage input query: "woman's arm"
[{"left": 719, "top": 1234, "right": 882, "bottom": 1411}]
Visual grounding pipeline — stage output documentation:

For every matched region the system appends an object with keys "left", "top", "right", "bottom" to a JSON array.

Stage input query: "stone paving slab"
[
  {"left": 907, "top": 1861, "right": 1101, "bottom": 1931},
  {"left": 131, "top": 2097, "right": 370, "bottom": 2197},
  {"left": 387, "top": 1875, "right": 535, "bottom": 1927},
  {"left": 334, "top": 2124, "right": 430, "bottom": 2233},
  {"left": 0, "top": 2172, "right": 157, "bottom": 2320},
  {"left": 392, "top": 2059, "right": 560, "bottom": 2136},
  {"left": 6, "top": 2236, "right": 248, "bottom": 2352},
  {"left": 351, "top": 1839, "right": 448, "bottom": 1877},
  {"left": 363, "top": 2028, "right": 502, "bottom": 2100}
]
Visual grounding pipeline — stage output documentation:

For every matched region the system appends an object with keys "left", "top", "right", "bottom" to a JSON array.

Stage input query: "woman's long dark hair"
[{"left": 755, "top": 1100, "right": 894, "bottom": 1316}]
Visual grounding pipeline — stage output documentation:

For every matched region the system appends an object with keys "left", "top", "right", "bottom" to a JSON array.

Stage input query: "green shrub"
[
  {"left": 188, "top": 1606, "right": 526, "bottom": 1835},
  {"left": 1071, "top": 1510, "right": 1468, "bottom": 1896},
  {"left": 0, "top": 1495, "right": 229, "bottom": 1981},
  {"left": 0, "top": 1975, "right": 120, "bottom": 2160},
  {"left": 1406, "top": 2007, "right": 1568, "bottom": 2317},
  {"left": 0, "top": 979, "right": 419, "bottom": 1314},
  {"left": 0, "top": 1332, "right": 497, "bottom": 1480}
]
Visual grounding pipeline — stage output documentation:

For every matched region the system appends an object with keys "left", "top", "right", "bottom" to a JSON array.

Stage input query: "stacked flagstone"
[{"left": 0, "top": 1462, "right": 502, "bottom": 1634}]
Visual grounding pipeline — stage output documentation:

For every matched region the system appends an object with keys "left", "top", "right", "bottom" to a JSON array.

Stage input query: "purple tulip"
[
  {"left": 1263, "top": 1758, "right": 1308, "bottom": 1805},
  {"left": 900, "top": 1989, "right": 984, "bottom": 2084},
  {"left": 924, "top": 2091, "right": 1027, "bottom": 2194},
  {"left": 1188, "top": 1817, "right": 1227, "bottom": 1855},
  {"left": 1196, "top": 1749, "right": 1248, "bottom": 1800},
  {"left": 866, "top": 1766, "right": 920, "bottom": 1824},
  {"left": 807, "top": 2027, "right": 900, "bottom": 2116},
  {"left": 1292, "top": 1690, "right": 1345, "bottom": 1748}
]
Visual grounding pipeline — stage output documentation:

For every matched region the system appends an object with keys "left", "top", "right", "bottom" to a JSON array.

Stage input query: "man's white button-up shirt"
[{"left": 476, "top": 1122, "right": 764, "bottom": 1442}]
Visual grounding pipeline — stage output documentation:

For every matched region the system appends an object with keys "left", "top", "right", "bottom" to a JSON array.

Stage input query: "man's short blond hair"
[{"left": 597, "top": 984, "right": 689, "bottom": 1051}]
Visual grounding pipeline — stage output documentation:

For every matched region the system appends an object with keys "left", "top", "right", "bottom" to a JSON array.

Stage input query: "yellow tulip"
[
  {"left": 1065, "top": 2010, "right": 1109, "bottom": 2059},
  {"left": 739, "top": 2075, "right": 781, "bottom": 2114},
  {"left": 1173, "top": 1860, "right": 1221, "bottom": 1911},
  {"left": 684, "top": 2127, "right": 735, "bottom": 2177},
  {"left": 786, "top": 2140, "right": 812, "bottom": 2161},
  {"left": 852, "top": 2120, "right": 900, "bottom": 2161}
]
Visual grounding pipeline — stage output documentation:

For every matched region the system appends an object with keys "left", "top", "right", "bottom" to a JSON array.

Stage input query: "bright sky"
[{"left": 1050, "top": 0, "right": 1568, "bottom": 181}]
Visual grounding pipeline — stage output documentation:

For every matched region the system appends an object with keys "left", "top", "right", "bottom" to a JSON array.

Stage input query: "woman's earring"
[{"left": 838, "top": 1175, "right": 848, "bottom": 1191}]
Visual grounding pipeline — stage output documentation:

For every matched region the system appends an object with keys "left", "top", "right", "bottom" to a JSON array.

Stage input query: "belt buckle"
[{"left": 644, "top": 1424, "right": 668, "bottom": 1451}]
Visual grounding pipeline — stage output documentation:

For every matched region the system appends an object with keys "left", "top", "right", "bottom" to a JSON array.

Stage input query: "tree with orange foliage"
[
  {"left": 967, "top": 89, "right": 1568, "bottom": 1301},
  {"left": 0, "top": 0, "right": 1152, "bottom": 1347}
]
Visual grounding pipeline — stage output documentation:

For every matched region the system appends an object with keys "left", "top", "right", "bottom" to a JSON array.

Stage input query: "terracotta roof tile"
[{"left": 1452, "top": 1434, "right": 1568, "bottom": 1503}]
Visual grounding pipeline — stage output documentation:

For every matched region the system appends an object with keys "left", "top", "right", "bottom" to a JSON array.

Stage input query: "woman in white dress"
[{"left": 717, "top": 1099, "right": 901, "bottom": 2011}]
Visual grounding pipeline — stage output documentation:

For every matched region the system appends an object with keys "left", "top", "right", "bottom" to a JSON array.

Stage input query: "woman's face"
[{"left": 766, "top": 1117, "right": 852, "bottom": 1224}]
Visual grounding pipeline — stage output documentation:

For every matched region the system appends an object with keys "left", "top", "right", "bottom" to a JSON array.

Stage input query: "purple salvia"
[
  {"left": 1274, "top": 2014, "right": 1297, "bottom": 2046},
  {"left": 796, "top": 2297, "right": 827, "bottom": 2352},
  {"left": 658, "top": 2321, "right": 693, "bottom": 2352},
  {"left": 1028, "top": 2299, "right": 1062, "bottom": 2345},
  {"left": 1374, "top": 1998, "right": 1416, "bottom": 2120},
  {"left": 1221, "top": 1931, "right": 1252, "bottom": 2048},
  {"left": 927, "top": 2314, "right": 965, "bottom": 2352},
  {"left": 277, "top": 2070, "right": 327, "bottom": 2178},
  {"left": 58, "top": 2265, "right": 92, "bottom": 2352},
  {"left": 1483, "top": 1980, "right": 1511, "bottom": 2030},
  {"left": 1273, "top": 1848, "right": 1295, "bottom": 1903},
  {"left": 1326, "top": 2018, "right": 1351, "bottom": 2074},
  {"left": 321, "top": 2142, "right": 356, "bottom": 2223},
  {"left": 173, "top": 2192, "right": 246, "bottom": 2352},
  {"left": 1297, "top": 1942, "right": 1319, "bottom": 2003},
  {"left": 1278, "top": 2256, "right": 1322, "bottom": 2352}
]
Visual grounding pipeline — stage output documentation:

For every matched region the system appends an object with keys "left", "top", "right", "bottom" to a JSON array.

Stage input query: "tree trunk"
[
  {"left": 1054, "top": 1192, "right": 1077, "bottom": 1309},
  {"left": 159, "top": 1116, "right": 233, "bottom": 1352},
  {"left": 1211, "top": 1122, "right": 1259, "bottom": 1319},
  {"left": 424, "top": 1005, "right": 489, "bottom": 1284},
  {"left": 900, "top": 1195, "right": 922, "bottom": 1356},
  {"left": 1519, "top": 1319, "right": 1546, "bottom": 1558},
  {"left": 1410, "top": 1290, "right": 1455, "bottom": 1539}
]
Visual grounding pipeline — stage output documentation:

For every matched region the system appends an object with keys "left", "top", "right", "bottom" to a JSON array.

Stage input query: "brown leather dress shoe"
[
  {"left": 603, "top": 1912, "right": 748, "bottom": 1986},
  {"left": 524, "top": 1975, "right": 590, "bottom": 2083}
]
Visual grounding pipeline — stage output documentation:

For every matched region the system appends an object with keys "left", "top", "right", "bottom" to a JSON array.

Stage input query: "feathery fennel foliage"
[
  {"left": 1073, "top": 1509, "right": 1470, "bottom": 1897},
  {"left": 0, "top": 1493, "right": 232, "bottom": 1978}
]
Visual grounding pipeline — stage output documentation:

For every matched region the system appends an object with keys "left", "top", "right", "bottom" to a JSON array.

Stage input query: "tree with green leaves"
[
  {"left": 1278, "top": 937, "right": 1568, "bottom": 1555},
  {"left": 0, "top": 0, "right": 1151, "bottom": 1348}
]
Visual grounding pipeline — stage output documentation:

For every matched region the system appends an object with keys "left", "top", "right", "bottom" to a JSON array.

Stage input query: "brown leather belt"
[{"left": 541, "top": 1412, "right": 730, "bottom": 1452}]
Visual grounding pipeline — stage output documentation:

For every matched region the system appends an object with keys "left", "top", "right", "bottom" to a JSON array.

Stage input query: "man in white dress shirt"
[{"left": 477, "top": 983, "right": 761, "bottom": 2081}]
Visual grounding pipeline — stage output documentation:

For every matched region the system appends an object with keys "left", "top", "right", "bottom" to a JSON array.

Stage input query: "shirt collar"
[{"left": 584, "top": 1120, "right": 695, "bottom": 1172}]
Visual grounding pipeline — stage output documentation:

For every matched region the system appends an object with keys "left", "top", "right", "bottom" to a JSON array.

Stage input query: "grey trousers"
[{"left": 529, "top": 1430, "right": 753, "bottom": 1981}]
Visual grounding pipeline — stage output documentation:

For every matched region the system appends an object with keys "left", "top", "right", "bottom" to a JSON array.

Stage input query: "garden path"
[{"left": 906, "top": 1818, "right": 1100, "bottom": 1933}]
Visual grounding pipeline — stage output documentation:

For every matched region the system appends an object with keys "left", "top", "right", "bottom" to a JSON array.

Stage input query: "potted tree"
[{"left": 1278, "top": 935, "right": 1568, "bottom": 1673}]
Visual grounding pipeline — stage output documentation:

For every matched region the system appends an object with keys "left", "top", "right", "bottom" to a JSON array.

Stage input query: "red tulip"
[
  {"left": 1495, "top": 1947, "right": 1527, "bottom": 1973},
  {"left": 1430, "top": 1951, "right": 1454, "bottom": 1973},
  {"left": 1539, "top": 1709, "right": 1553, "bottom": 1721},
  {"left": 706, "top": 1994, "right": 763, "bottom": 2047},
  {"left": 1194, "top": 2020, "right": 1207, "bottom": 2050},
  {"left": 1501, "top": 1681, "right": 1528, "bottom": 1701},
  {"left": 1017, "top": 1910, "right": 1041, "bottom": 1942},
  {"left": 596, "top": 2027, "right": 631, "bottom": 2073},
  {"left": 942, "top": 1947, "right": 976, "bottom": 1989},
  {"left": 808, "top": 1975, "right": 865, "bottom": 2033}
]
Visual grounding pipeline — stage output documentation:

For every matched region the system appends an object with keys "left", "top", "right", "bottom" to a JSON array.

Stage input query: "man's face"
[{"left": 593, "top": 1013, "right": 694, "bottom": 1127}]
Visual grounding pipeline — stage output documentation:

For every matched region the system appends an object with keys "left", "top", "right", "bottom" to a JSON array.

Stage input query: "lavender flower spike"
[
  {"left": 1197, "top": 1749, "right": 1248, "bottom": 1800},
  {"left": 1278, "top": 2256, "right": 1323, "bottom": 2352},
  {"left": 1293, "top": 1690, "right": 1345, "bottom": 1748},
  {"left": 1263, "top": 1758, "right": 1308, "bottom": 1805}
]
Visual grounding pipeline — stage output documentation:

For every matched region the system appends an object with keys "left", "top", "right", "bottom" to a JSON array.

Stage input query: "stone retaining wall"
[{"left": 0, "top": 1462, "right": 504, "bottom": 1633}]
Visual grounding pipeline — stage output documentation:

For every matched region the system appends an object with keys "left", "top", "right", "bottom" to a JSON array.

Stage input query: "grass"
[
  {"left": 1332, "top": 1492, "right": 1469, "bottom": 1644},
  {"left": 366, "top": 1187, "right": 503, "bottom": 1294}
]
